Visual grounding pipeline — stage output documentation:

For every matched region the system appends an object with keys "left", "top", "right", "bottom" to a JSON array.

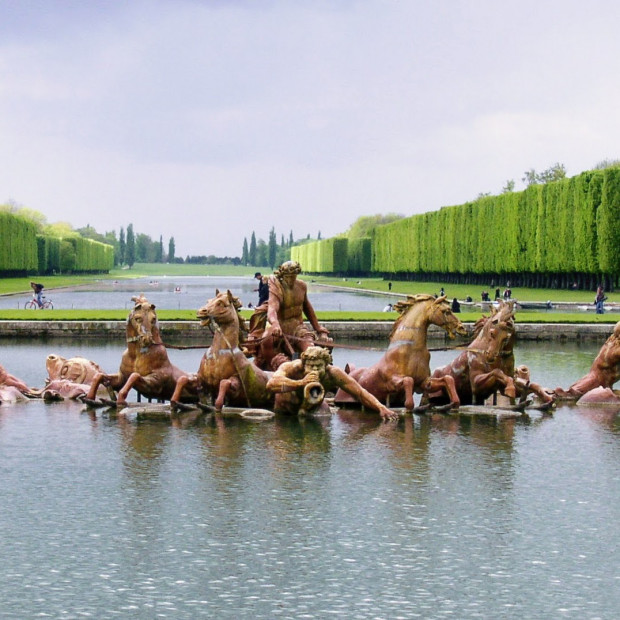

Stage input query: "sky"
[{"left": 2, "top": 0, "right": 620, "bottom": 258}]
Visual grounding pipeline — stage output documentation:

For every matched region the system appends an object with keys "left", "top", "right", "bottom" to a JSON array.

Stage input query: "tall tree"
[
  {"left": 155, "top": 235, "right": 163, "bottom": 263},
  {"left": 119, "top": 227, "right": 126, "bottom": 266},
  {"left": 249, "top": 231, "right": 257, "bottom": 265},
  {"left": 126, "top": 224, "right": 136, "bottom": 268},
  {"left": 268, "top": 227, "right": 277, "bottom": 268},
  {"left": 242, "top": 237, "right": 249, "bottom": 264},
  {"left": 168, "top": 237, "right": 175, "bottom": 262},
  {"left": 288, "top": 230, "right": 294, "bottom": 246}
]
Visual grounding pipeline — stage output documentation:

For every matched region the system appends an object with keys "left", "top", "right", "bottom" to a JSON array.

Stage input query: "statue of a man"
[
  {"left": 256, "top": 261, "right": 331, "bottom": 369},
  {"left": 267, "top": 346, "right": 397, "bottom": 420}
]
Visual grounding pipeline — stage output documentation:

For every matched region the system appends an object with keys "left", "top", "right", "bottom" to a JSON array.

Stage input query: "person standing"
[
  {"left": 254, "top": 272, "right": 269, "bottom": 306},
  {"left": 595, "top": 285, "right": 606, "bottom": 314}
]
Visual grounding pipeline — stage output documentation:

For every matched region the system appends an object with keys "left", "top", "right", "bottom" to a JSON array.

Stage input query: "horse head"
[
  {"left": 126, "top": 296, "right": 160, "bottom": 348},
  {"left": 426, "top": 295, "right": 468, "bottom": 339},
  {"left": 198, "top": 290, "right": 246, "bottom": 333},
  {"left": 478, "top": 313, "right": 515, "bottom": 363},
  {"left": 390, "top": 294, "right": 467, "bottom": 342}
]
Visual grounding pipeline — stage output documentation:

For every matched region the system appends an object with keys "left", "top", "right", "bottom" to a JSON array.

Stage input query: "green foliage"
[
  {"left": 0, "top": 210, "right": 38, "bottom": 273},
  {"left": 347, "top": 213, "right": 404, "bottom": 240}
]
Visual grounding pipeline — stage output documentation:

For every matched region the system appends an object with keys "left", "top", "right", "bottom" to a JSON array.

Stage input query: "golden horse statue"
[
  {"left": 85, "top": 295, "right": 194, "bottom": 407},
  {"left": 171, "top": 290, "right": 273, "bottom": 412},
  {"left": 334, "top": 294, "right": 467, "bottom": 410}
]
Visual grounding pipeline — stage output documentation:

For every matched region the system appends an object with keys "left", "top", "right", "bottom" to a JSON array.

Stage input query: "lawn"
[{"left": 1, "top": 263, "right": 617, "bottom": 323}]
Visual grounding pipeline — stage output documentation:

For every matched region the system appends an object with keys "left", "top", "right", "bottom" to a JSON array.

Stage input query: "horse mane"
[{"left": 389, "top": 294, "right": 446, "bottom": 339}]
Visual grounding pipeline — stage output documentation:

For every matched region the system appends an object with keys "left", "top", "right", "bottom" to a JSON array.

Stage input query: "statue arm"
[
  {"left": 267, "top": 361, "right": 311, "bottom": 393},
  {"left": 302, "top": 294, "right": 329, "bottom": 335},
  {"left": 267, "top": 295, "right": 282, "bottom": 336}
]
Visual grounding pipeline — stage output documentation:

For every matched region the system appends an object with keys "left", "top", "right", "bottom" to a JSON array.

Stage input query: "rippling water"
[{"left": 1, "top": 341, "right": 619, "bottom": 619}]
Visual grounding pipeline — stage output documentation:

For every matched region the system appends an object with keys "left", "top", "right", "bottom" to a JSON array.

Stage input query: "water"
[
  {"left": 1, "top": 338, "right": 619, "bottom": 618},
  {"left": 0, "top": 276, "right": 389, "bottom": 312}
]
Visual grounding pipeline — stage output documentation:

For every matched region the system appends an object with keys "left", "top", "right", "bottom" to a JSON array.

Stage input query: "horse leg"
[
  {"left": 215, "top": 379, "right": 233, "bottom": 411},
  {"left": 472, "top": 370, "right": 516, "bottom": 404},
  {"left": 170, "top": 375, "right": 192, "bottom": 411},
  {"left": 402, "top": 376, "right": 415, "bottom": 411},
  {"left": 426, "top": 375, "right": 460, "bottom": 408},
  {"left": 116, "top": 372, "right": 142, "bottom": 406}
]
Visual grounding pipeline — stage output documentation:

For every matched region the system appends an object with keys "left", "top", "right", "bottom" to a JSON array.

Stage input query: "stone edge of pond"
[{"left": 0, "top": 320, "right": 614, "bottom": 342}]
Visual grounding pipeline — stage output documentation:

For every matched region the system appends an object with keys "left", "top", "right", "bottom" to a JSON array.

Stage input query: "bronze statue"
[
  {"left": 0, "top": 363, "right": 36, "bottom": 403},
  {"left": 170, "top": 290, "right": 273, "bottom": 412},
  {"left": 333, "top": 295, "right": 467, "bottom": 410},
  {"left": 555, "top": 320, "right": 620, "bottom": 399},
  {"left": 267, "top": 345, "right": 397, "bottom": 419},
  {"left": 46, "top": 354, "right": 104, "bottom": 385},
  {"left": 250, "top": 261, "right": 332, "bottom": 370},
  {"left": 85, "top": 295, "right": 194, "bottom": 407},
  {"left": 425, "top": 301, "right": 518, "bottom": 406}
]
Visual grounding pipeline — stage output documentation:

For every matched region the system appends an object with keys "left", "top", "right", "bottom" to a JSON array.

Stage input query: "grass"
[
  {"left": 0, "top": 308, "right": 617, "bottom": 324},
  {"left": 1, "top": 263, "right": 618, "bottom": 323}
]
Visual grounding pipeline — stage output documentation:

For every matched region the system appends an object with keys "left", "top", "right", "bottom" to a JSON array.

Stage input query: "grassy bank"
[
  {"left": 0, "top": 308, "right": 617, "bottom": 324},
  {"left": 1, "top": 263, "right": 618, "bottom": 322}
]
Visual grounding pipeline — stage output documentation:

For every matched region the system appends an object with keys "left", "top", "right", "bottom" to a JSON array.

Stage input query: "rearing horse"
[
  {"left": 426, "top": 300, "right": 517, "bottom": 406},
  {"left": 85, "top": 295, "right": 194, "bottom": 407},
  {"left": 170, "top": 290, "right": 273, "bottom": 411},
  {"left": 334, "top": 294, "right": 467, "bottom": 410}
]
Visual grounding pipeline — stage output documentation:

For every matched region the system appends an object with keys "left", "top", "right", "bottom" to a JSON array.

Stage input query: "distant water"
[
  {"left": 1, "top": 340, "right": 619, "bottom": 618},
  {"left": 0, "top": 276, "right": 389, "bottom": 312}
]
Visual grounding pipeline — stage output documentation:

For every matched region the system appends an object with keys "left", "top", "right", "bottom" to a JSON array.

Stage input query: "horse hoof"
[
  {"left": 196, "top": 402, "right": 216, "bottom": 413},
  {"left": 83, "top": 398, "right": 107, "bottom": 409},
  {"left": 413, "top": 404, "right": 431, "bottom": 413},
  {"left": 171, "top": 401, "right": 195, "bottom": 412}
]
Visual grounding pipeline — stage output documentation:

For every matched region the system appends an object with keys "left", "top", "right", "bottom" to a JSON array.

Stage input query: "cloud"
[{"left": 1, "top": 1, "right": 620, "bottom": 256}]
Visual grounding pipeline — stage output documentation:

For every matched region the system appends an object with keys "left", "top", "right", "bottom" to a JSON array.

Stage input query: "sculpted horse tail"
[
  {"left": 171, "top": 289, "right": 273, "bottom": 412},
  {"left": 334, "top": 294, "right": 467, "bottom": 410}
]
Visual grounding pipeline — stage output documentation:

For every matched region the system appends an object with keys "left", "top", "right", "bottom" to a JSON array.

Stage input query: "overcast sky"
[{"left": 1, "top": 0, "right": 619, "bottom": 258}]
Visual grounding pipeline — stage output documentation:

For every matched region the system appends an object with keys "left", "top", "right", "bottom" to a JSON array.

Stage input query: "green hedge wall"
[
  {"left": 372, "top": 167, "right": 620, "bottom": 279},
  {"left": 0, "top": 210, "right": 114, "bottom": 275},
  {"left": 292, "top": 237, "right": 349, "bottom": 273},
  {"left": 0, "top": 212, "right": 38, "bottom": 273}
]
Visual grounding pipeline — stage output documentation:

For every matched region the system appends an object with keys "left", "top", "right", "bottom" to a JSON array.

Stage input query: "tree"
[
  {"left": 60, "top": 240, "right": 76, "bottom": 273},
  {"left": 288, "top": 230, "right": 294, "bottom": 246},
  {"left": 502, "top": 179, "right": 515, "bottom": 193},
  {"left": 522, "top": 163, "right": 567, "bottom": 186},
  {"left": 256, "top": 239, "right": 269, "bottom": 266},
  {"left": 249, "top": 231, "right": 257, "bottom": 265},
  {"left": 241, "top": 238, "right": 249, "bottom": 264},
  {"left": 347, "top": 213, "right": 404, "bottom": 239},
  {"left": 268, "top": 227, "right": 277, "bottom": 268},
  {"left": 154, "top": 235, "right": 163, "bottom": 263},
  {"left": 119, "top": 227, "right": 126, "bottom": 265},
  {"left": 317, "top": 231, "right": 322, "bottom": 240},
  {"left": 126, "top": 224, "right": 136, "bottom": 268},
  {"left": 168, "top": 237, "right": 175, "bottom": 263}
]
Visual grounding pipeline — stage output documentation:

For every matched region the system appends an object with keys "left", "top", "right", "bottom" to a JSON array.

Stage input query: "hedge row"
[
  {"left": 372, "top": 167, "right": 620, "bottom": 279},
  {"left": 0, "top": 212, "right": 38, "bottom": 274},
  {"left": 292, "top": 237, "right": 349, "bottom": 273},
  {"left": 291, "top": 167, "right": 620, "bottom": 286},
  {"left": 0, "top": 211, "right": 114, "bottom": 275}
]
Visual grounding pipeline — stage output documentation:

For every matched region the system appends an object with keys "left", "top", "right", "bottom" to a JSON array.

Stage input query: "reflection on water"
[{"left": 1, "top": 340, "right": 619, "bottom": 618}]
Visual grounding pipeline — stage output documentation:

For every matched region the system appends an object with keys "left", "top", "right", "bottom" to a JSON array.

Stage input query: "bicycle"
[{"left": 25, "top": 295, "right": 54, "bottom": 309}]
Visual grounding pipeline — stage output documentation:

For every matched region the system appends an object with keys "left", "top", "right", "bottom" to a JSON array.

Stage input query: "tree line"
[{"left": 293, "top": 164, "right": 620, "bottom": 291}]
